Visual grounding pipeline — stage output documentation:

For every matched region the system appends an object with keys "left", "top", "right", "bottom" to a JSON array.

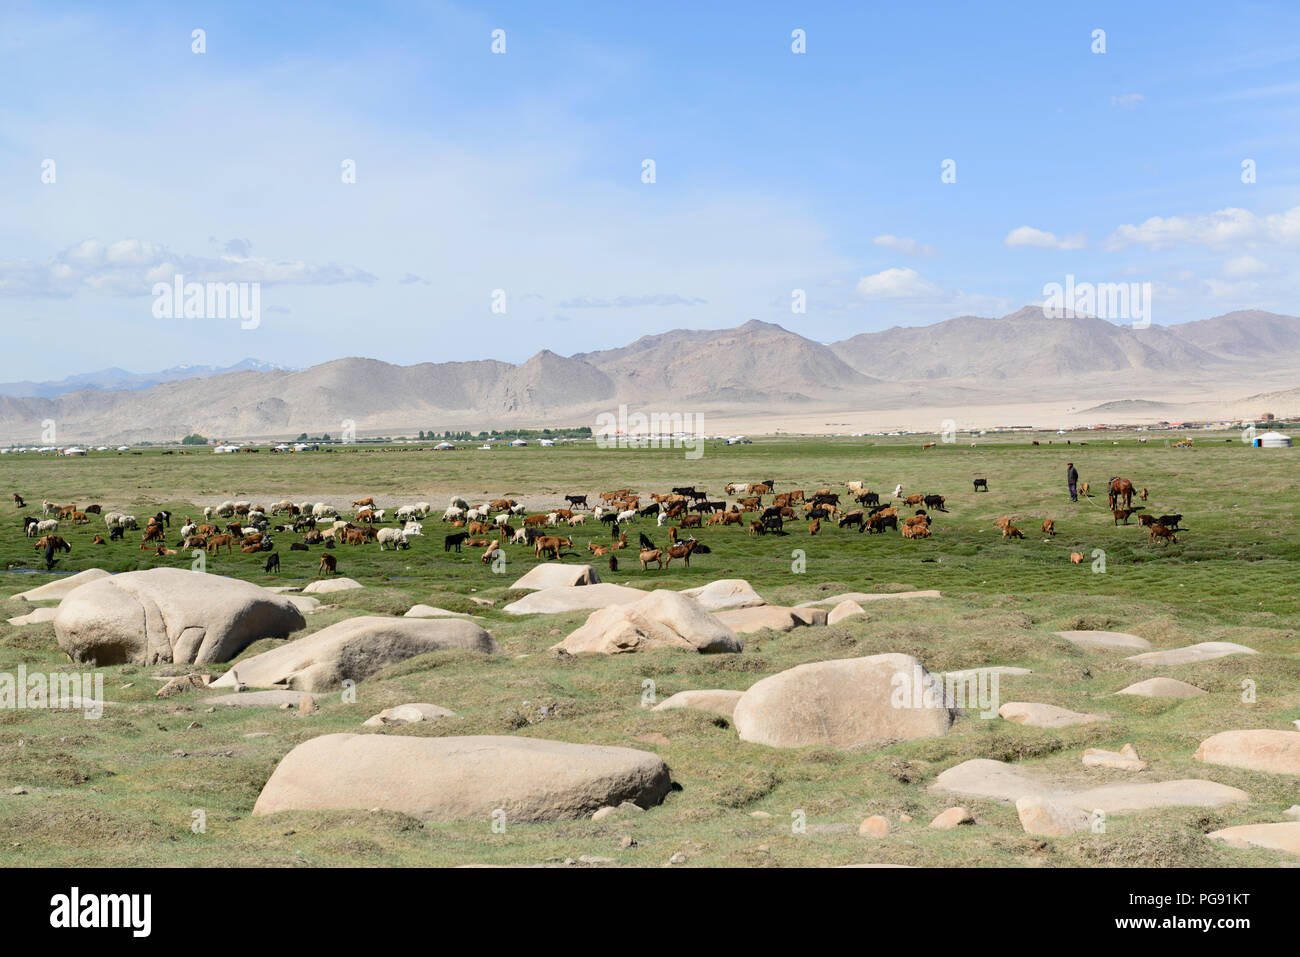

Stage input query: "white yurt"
[{"left": 1254, "top": 431, "right": 1292, "bottom": 448}]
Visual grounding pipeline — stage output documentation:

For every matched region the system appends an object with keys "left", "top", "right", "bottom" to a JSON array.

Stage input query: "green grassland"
[{"left": 0, "top": 433, "right": 1297, "bottom": 867}]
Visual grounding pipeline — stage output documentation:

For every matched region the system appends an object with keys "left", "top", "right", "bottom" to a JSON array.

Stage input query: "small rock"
[
  {"left": 186, "top": 721, "right": 202, "bottom": 730},
  {"left": 279, "top": 703, "right": 293, "bottom": 710},
  {"left": 299, "top": 694, "right": 317, "bottom": 715},
  {"left": 669, "top": 852, "right": 687, "bottom": 865},
  {"left": 929, "top": 807, "right": 973, "bottom": 829},
  {"left": 244, "top": 732, "right": 272, "bottom": 739},
  {"left": 618, "top": 801, "right": 644, "bottom": 814},
  {"left": 1083, "top": 746, "right": 1148, "bottom": 772},
  {"left": 619, "top": 835, "right": 637, "bottom": 849},
  {"left": 204, "top": 707, "right": 215, "bottom": 713},
  {"left": 1015, "top": 797, "right": 1093, "bottom": 836},
  {"left": 9, "top": 786, "right": 28, "bottom": 795},
  {"left": 750, "top": 811, "right": 771, "bottom": 819},
  {"left": 898, "top": 813, "right": 913, "bottom": 823},
  {"left": 172, "top": 749, "right": 187, "bottom": 757},
  {"left": 859, "top": 815, "right": 890, "bottom": 837},
  {"left": 592, "top": 806, "right": 619, "bottom": 821},
  {"left": 1283, "top": 806, "right": 1300, "bottom": 822},
  {"left": 578, "top": 855, "right": 613, "bottom": 864}
]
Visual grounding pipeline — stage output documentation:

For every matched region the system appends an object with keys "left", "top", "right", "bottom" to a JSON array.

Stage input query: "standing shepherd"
[{"left": 1066, "top": 462, "right": 1079, "bottom": 502}]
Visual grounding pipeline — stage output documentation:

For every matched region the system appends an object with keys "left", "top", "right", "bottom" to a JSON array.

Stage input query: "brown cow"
[
  {"left": 356, "top": 508, "right": 375, "bottom": 524},
  {"left": 809, "top": 518, "right": 821, "bottom": 535},
  {"left": 902, "top": 522, "right": 931, "bottom": 538},
  {"left": 639, "top": 548, "right": 663, "bottom": 570},
  {"left": 664, "top": 539, "right": 697, "bottom": 567},
  {"left": 318, "top": 553, "right": 337, "bottom": 575},
  {"left": 142, "top": 524, "right": 164, "bottom": 543},
  {"left": 351, "top": 497, "right": 375, "bottom": 508},
  {"left": 71, "top": 511, "right": 90, "bottom": 525},
  {"left": 587, "top": 543, "right": 608, "bottom": 556},
  {"left": 904, "top": 494, "right": 924, "bottom": 506},
  {"left": 680, "top": 514, "right": 702, "bottom": 529},
  {"left": 1112, "top": 508, "right": 1134, "bottom": 526},
  {"left": 1041, "top": 518, "right": 1055, "bottom": 536},
  {"left": 523, "top": 514, "right": 548, "bottom": 527},
  {"left": 35, "top": 534, "right": 71, "bottom": 553},
  {"left": 207, "top": 534, "right": 233, "bottom": 554},
  {"left": 1070, "top": 552, "right": 1084, "bottom": 563},
  {"left": 1139, "top": 487, "right": 1148, "bottom": 501},
  {"left": 1002, "top": 525, "right": 1024, "bottom": 540}
]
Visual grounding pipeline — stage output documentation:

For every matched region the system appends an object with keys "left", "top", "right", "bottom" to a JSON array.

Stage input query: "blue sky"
[{"left": 2, "top": 0, "right": 1298, "bottom": 380}]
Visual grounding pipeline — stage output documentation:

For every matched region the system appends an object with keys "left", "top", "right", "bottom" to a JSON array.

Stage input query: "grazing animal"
[
  {"left": 608, "top": 554, "right": 618, "bottom": 572},
  {"left": 1002, "top": 525, "right": 1024, "bottom": 540},
  {"left": 1070, "top": 552, "right": 1084, "bottom": 563},
  {"left": 34, "top": 534, "right": 71, "bottom": 553},
  {"left": 1079, "top": 482, "right": 1090, "bottom": 497},
  {"left": 808, "top": 518, "right": 821, "bottom": 536},
  {"left": 903, "top": 494, "right": 924, "bottom": 506},
  {"left": 109, "top": 526, "right": 124, "bottom": 541},
  {"left": 1149, "top": 524, "right": 1177, "bottom": 545},
  {"left": 588, "top": 543, "right": 609, "bottom": 557},
  {"left": 994, "top": 517, "right": 1013, "bottom": 531},
  {"left": 377, "top": 528, "right": 408, "bottom": 550},
  {"left": 1112, "top": 508, "right": 1134, "bottom": 526},
  {"left": 1155, "top": 514, "right": 1183, "bottom": 530},
  {"left": 12, "top": 493, "right": 24, "bottom": 508},
  {"left": 664, "top": 539, "right": 697, "bottom": 567},
  {"left": 638, "top": 532, "right": 656, "bottom": 550},
  {"left": 838, "top": 511, "right": 864, "bottom": 530},
  {"left": 564, "top": 494, "right": 588, "bottom": 509},
  {"left": 264, "top": 553, "right": 280, "bottom": 573},
  {"left": 972, "top": 478, "right": 988, "bottom": 492},
  {"left": 901, "top": 522, "right": 931, "bottom": 539},
  {"left": 923, "top": 494, "right": 946, "bottom": 511},
  {"left": 534, "top": 536, "right": 572, "bottom": 560},
  {"left": 318, "top": 553, "right": 338, "bottom": 575},
  {"left": 1107, "top": 477, "right": 1135, "bottom": 510},
  {"left": 638, "top": 548, "right": 663, "bottom": 570},
  {"left": 290, "top": 542, "right": 309, "bottom": 551},
  {"left": 92, "top": 534, "right": 106, "bottom": 545},
  {"left": 83, "top": 504, "right": 101, "bottom": 514},
  {"left": 1139, "top": 487, "right": 1148, "bottom": 501},
  {"left": 867, "top": 513, "right": 897, "bottom": 533},
  {"left": 1137, "top": 513, "right": 1156, "bottom": 527},
  {"left": 481, "top": 540, "right": 501, "bottom": 564},
  {"left": 206, "top": 534, "right": 233, "bottom": 554},
  {"left": 444, "top": 531, "right": 469, "bottom": 552},
  {"left": 1041, "top": 518, "right": 1055, "bottom": 536}
]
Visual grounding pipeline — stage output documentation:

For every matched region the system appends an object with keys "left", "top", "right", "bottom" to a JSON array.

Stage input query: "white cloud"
[
  {"left": 1103, "top": 206, "right": 1300, "bottom": 251},
  {"left": 0, "top": 240, "right": 378, "bottom": 298},
  {"left": 855, "top": 267, "right": 941, "bottom": 300},
  {"left": 1111, "top": 93, "right": 1145, "bottom": 109},
  {"left": 872, "top": 235, "right": 937, "bottom": 257},
  {"left": 1222, "top": 255, "right": 1273, "bottom": 278},
  {"left": 1206, "top": 278, "right": 1260, "bottom": 299},
  {"left": 1003, "top": 226, "right": 1086, "bottom": 250}
]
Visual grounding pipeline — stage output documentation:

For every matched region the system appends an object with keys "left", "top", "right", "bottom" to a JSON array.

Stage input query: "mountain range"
[{"left": 2, "top": 308, "right": 1297, "bottom": 443}]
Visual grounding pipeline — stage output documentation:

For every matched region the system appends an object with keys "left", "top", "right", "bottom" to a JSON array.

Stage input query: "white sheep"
[
  {"left": 103, "top": 511, "right": 125, "bottom": 528},
  {"left": 493, "top": 513, "right": 510, "bottom": 525},
  {"left": 376, "top": 527, "right": 408, "bottom": 550},
  {"left": 371, "top": 509, "right": 386, "bottom": 522},
  {"left": 509, "top": 503, "right": 527, "bottom": 515},
  {"left": 120, "top": 515, "right": 138, "bottom": 529},
  {"left": 657, "top": 512, "right": 667, "bottom": 527},
  {"left": 402, "top": 521, "right": 423, "bottom": 537},
  {"left": 180, "top": 522, "right": 198, "bottom": 539},
  {"left": 442, "top": 506, "right": 465, "bottom": 522},
  {"left": 567, "top": 514, "right": 586, "bottom": 526},
  {"left": 546, "top": 511, "right": 560, "bottom": 526},
  {"left": 616, "top": 509, "right": 636, "bottom": 524},
  {"left": 312, "top": 503, "right": 337, "bottom": 519},
  {"left": 413, "top": 501, "right": 431, "bottom": 517},
  {"left": 511, "top": 528, "right": 530, "bottom": 544},
  {"left": 203, "top": 505, "right": 215, "bottom": 521},
  {"left": 215, "top": 501, "right": 236, "bottom": 517},
  {"left": 37, "top": 519, "right": 59, "bottom": 535}
]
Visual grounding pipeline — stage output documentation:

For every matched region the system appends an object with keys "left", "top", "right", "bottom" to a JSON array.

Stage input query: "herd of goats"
[{"left": 11, "top": 474, "right": 1184, "bottom": 576}]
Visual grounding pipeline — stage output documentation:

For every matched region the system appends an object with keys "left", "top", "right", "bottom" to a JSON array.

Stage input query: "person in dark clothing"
[
  {"left": 1066, "top": 462, "right": 1079, "bottom": 502},
  {"left": 43, "top": 541, "right": 57, "bottom": 571}
]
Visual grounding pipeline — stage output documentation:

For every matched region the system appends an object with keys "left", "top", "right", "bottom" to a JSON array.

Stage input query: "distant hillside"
[
  {"left": 832, "top": 306, "right": 1219, "bottom": 381},
  {"left": 1, "top": 308, "right": 1298, "bottom": 443},
  {"left": 0, "top": 358, "right": 292, "bottom": 398}
]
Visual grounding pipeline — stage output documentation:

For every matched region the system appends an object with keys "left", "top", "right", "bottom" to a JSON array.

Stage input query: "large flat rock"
[
  {"left": 1207, "top": 822, "right": 1300, "bottom": 856},
  {"left": 652, "top": 689, "right": 745, "bottom": 719},
  {"left": 930, "top": 758, "right": 1248, "bottom": 812},
  {"left": 551, "top": 590, "right": 743, "bottom": 655},
  {"left": 999, "top": 701, "right": 1107, "bottom": 728},
  {"left": 503, "top": 582, "right": 646, "bottom": 616},
  {"left": 1055, "top": 630, "right": 1152, "bottom": 652},
  {"left": 795, "top": 590, "right": 940, "bottom": 608},
  {"left": 1194, "top": 730, "right": 1300, "bottom": 775},
  {"left": 1115, "top": 677, "right": 1206, "bottom": 699},
  {"left": 510, "top": 563, "right": 600, "bottom": 590},
  {"left": 733, "top": 654, "right": 954, "bottom": 749},
  {"left": 204, "top": 690, "right": 313, "bottom": 708},
  {"left": 54, "top": 568, "right": 306, "bottom": 667},
  {"left": 1126, "top": 642, "right": 1257, "bottom": 666},
  {"left": 713, "top": 605, "right": 827, "bottom": 634},
  {"left": 11, "top": 568, "right": 111, "bottom": 602},
  {"left": 211, "top": 615, "right": 499, "bottom": 691},
  {"left": 679, "top": 579, "right": 766, "bottom": 611},
  {"left": 7, "top": 607, "right": 58, "bottom": 626},
  {"left": 302, "top": 577, "right": 364, "bottom": 595},
  {"left": 252, "top": 734, "right": 672, "bottom": 822},
  {"left": 404, "top": 605, "right": 473, "bottom": 618}
]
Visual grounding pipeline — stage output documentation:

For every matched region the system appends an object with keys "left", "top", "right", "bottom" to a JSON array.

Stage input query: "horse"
[{"left": 1107, "top": 476, "right": 1134, "bottom": 510}]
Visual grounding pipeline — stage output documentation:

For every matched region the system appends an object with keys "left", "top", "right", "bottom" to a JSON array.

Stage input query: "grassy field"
[{"left": 1, "top": 433, "right": 1297, "bottom": 867}]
